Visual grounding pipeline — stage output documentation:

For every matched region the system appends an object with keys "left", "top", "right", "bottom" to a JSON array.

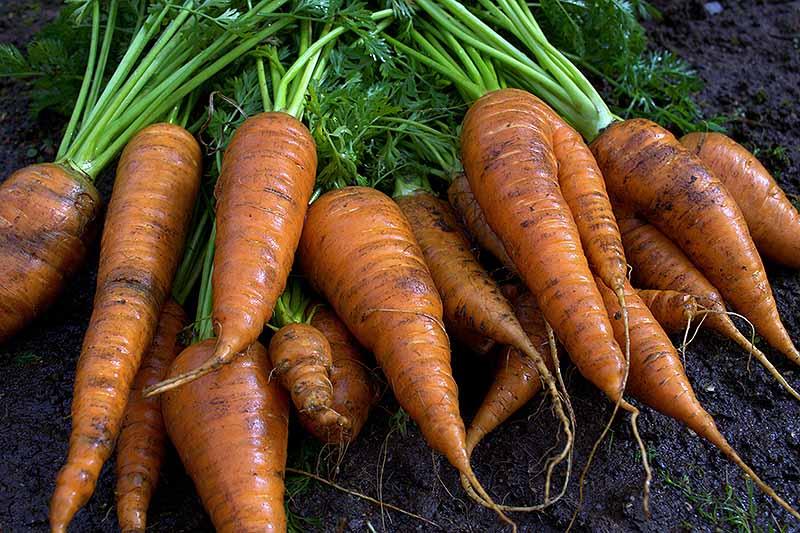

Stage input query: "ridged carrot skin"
[
  {"left": 115, "top": 300, "right": 186, "bottom": 533},
  {"left": 162, "top": 340, "right": 290, "bottom": 532},
  {"left": 50, "top": 123, "right": 200, "bottom": 532},
  {"left": 552, "top": 115, "right": 627, "bottom": 293},
  {"left": 461, "top": 88, "right": 626, "bottom": 402},
  {"left": 212, "top": 112, "right": 317, "bottom": 364},
  {"left": 302, "top": 304, "right": 378, "bottom": 444},
  {"left": 0, "top": 163, "right": 100, "bottom": 343},
  {"left": 592, "top": 118, "right": 799, "bottom": 365},
  {"left": 681, "top": 131, "right": 800, "bottom": 268},
  {"left": 268, "top": 322, "right": 341, "bottom": 427},
  {"left": 298, "top": 187, "right": 473, "bottom": 480},
  {"left": 447, "top": 173, "right": 516, "bottom": 271},
  {"left": 636, "top": 289, "right": 698, "bottom": 334},
  {"left": 597, "top": 278, "right": 800, "bottom": 520},
  {"left": 467, "top": 289, "right": 551, "bottom": 454}
]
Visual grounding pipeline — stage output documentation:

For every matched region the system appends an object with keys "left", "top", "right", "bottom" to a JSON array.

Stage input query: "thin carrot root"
[
  {"left": 143, "top": 344, "right": 236, "bottom": 397},
  {"left": 459, "top": 467, "right": 517, "bottom": 531},
  {"left": 627, "top": 407, "right": 652, "bottom": 518},
  {"left": 722, "top": 447, "right": 800, "bottom": 520}
]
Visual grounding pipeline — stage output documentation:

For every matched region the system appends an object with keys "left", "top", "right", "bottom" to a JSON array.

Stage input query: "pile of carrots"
[{"left": 2, "top": 0, "right": 799, "bottom": 530}]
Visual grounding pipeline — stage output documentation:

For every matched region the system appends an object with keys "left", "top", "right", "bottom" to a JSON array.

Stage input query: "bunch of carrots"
[{"left": 2, "top": 0, "right": 799, "bottom": 530}]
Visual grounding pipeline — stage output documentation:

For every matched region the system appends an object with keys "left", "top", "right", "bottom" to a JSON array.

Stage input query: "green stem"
[
  {"left": 256, "top": 58, "right": 272, "bottom": 112},
  {"left": 56, "top": 0, "right": 100, "bottom": 161},
  {"left": 196, "top": 220, "right": 216, "bottom": 343},
  {"left": 84, "top": 0, "right": 119, "bottom": 116},
  {"left": 393, "top": 174, "right": 433, "bottom": 198}
]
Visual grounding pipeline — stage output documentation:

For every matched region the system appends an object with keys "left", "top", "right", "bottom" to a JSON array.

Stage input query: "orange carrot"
[
  {"left": 0, "top": 164, "right": 100, "bottom": 343},
  {"left": 681, "top": 132, "right": 800, "bottom": 268},
  {"left": 50, "top": 123, "right": 200, "bottom": 532},
  {"left": 447, "top": 319, "right": 497, "bottom": 357},
  {"left": 618, "top": 213, "right": 799, "bottom": 400},
  {"left": 115, "top": 300, "right": 187, "bottom": 533},
  {"left": 592, "top": 118, "right": 799, "bottom": 365},
  {"left": 298, "top": 186, "right": 510, "bottom": 523},
  {"left": 461, "top": 89, "right": 627, "bottom": 403},
  {"left": 636, "top": 289, "right": 698, "bottom": 334},
  {"left": 162, "top": 339, "right": 289, "bottom": 532},
  {"left": 302, "top": 303, "right": 378, "bottom": 444},
  {"left": 597, "top": 278, "right": 800, "bottom": 520},
  {"left": 148, "top": 112, "right": 317, "bottom": 394}
]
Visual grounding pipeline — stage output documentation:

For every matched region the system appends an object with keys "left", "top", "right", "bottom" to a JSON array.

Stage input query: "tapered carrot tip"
[
  {"left": 143, "top": 342, "right": 236, "bottom": 397},
  {"left": 50, "top": 462, "right": 95, "bottom": 533}
]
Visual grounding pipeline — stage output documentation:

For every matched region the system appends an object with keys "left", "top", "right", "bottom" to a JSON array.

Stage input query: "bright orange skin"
[
  {"left": 467, "top": 289, "right": 551, "bottom": 454},
  {"left": 592, "top": 118, "right": 798, "bottom": 364},
  {"left": 682, "top": 131, "right": 800, "bottom": 268},
  {"left": 213, "top": 112, "right": 317, "bottom": 363},
  {"left": 447, "top": 173, "right": 516, "bottom": 271},
  {"left": 268, "top": 323, "right": 339, "bottom": 426},
  {"left": 461, "top": 88, "right": 625, "bottom": 402},
  {"left": 50, "top": 124, "right": 200, "bottom": 532},
  {"left": 298, "top": 187, "right": 471, "bottom": 474},
  {"left": 115, "top": 300, "right": 186, "bottom": 533},
  {"left": 636, "top": 290, "right": 698, "bottom": 334},
  {"left": 302, "top": 304, "right": 378, "bottom": 444},
  {"left": 163, "top": 340, "right": 289, "bottom": 533},
  {"left": 0, "top": 163, "right": 100, "bottom": 343}
]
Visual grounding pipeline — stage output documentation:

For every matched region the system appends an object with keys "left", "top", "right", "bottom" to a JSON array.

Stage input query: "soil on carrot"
[{"left": 1, "top": 0, "right": 798, "bottom": 531}]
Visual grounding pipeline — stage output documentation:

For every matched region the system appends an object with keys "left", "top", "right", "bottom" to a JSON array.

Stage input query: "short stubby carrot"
[
  {"left": 298, "top": 186, "right": 509, "bottom": 520},
  {"left": 591, "top": 118, "right": 799, "bottom": 365},
  {"left": 681, "top": 131, "right": 800, "bottom": 268},
  {"left": 447, "top": 173, "right": 516, "bottom": 271},
  {"left": 303, "top": 304, "right": 378, "bottom": 444},
  {"left": 116, "top": 300, "right": 186, "bottom": 533},
  {"left": 50, "top": 123, "right": 200, "bottom": 532},
  {"left": 162, "top": 339, "right": 290, "bottom": 532},
  {"left": 597, "top": 278, "right": 800, "bottom": 520},
  {"left": 0, "top": 164, "right": 100, "bottom": 344},
  {"left": 461, "top": 88, "right": 626, "bottom": 403},
  {"left": 268, "top": 322, "right": 343, "bottom": 427}
]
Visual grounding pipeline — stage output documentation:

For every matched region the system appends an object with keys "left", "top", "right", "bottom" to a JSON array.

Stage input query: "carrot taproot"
[
  {"left": 162, "top": 339, "right": 289, "bottom": 532},
  {"left": 395, "top": 188, "right": 572, "bottom": 503},
  {"left": 681, "top": 131, "right": 800, "bottom": 268},
  {"left": 636, "top": 289, "right": 698, "bottom": 334},
  {"left": 268, "top": 322, "right": 343, "bottom": 428},
  {"left": 115, "top": 300, "right": 187, "bottom": 533},
  {"left": 147, "top": 112, "right": 317, "bottom": 395},
  {"left": 298, "top": 186, "right": 512, "bottom": 524},
  {"left": 50, "top": 123, "right": 200, "bottom": 532},
  {"left": 447, "top": 173, "right": 516, "bottom": 272},
  {"left": 596, "top": 277, "right": 800, "bottom": 520},
  {"left": 618, "top": 213, "right": 799, "bottom": 401},
  {"left": 461, "top": 89, "right": 627, "bottom": 404},
  {"left": 302, "top": 303, "right": 378, "bottom": 444},
  {"left": 591, "top": 118, "right": 799, "bottom": 365},
  {"left": 0, "top": 164, "right": 100, "bottom": 343}
]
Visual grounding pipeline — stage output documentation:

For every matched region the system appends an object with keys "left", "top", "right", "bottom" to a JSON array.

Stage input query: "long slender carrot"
[
  {"left": 596, "top": 278, "right": 800, "bottom": 520},
  {"left": 618, "top": 212, "right": 799, "bottom": 400},
  {"left": 115, "top": 300, "right": 187, "bottom": 533},
  {"left": 0, "top": 165, "right": 100, "bottom": 343},
  {"left": 447, "top": 173, "right": 516, "bottom": 272},
  {"left": 50, "top": 123, "right": 200, "bottom": 532},
  {"left": 162, "top": 339, "right": 290, "bottom": 532},
  {"left": 591, "top": 118, "right": 800, "bottom": 365},
  {"left": 302, "top": 303, "right": 378, "bottom": 444},
  {"left": 461, "top": 88, "right": 627, "bottom": 404},
  {"left": 681, "top": 131, "right": 800, "bottom": 268},
  {"left": 298, "top": 186, "right": 512, "bottom": 525}
]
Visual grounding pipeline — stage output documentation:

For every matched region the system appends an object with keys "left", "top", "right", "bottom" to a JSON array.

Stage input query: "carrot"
[
  {"left": 115, "top": 300, "right": 187, "bottom": 533},
  {"left": 147, "top": 112, "right": 317, "bottom": 395},
  {"left": 162, "top": 339, "right": 289, "bottom": 532},
  {"left": 50, "top": 123, "right": 200, "bottom": 532},
  {"left": 636, "top": 289, "right": 699, "bottom": 335},
  {"left": 0, "top": 164, "right": 100, "bottom": 343},
  {"left": 269, "top": 322, "right": 343, "bottom": 427},
  {"left": 446, "top": 319, "right": 497, "bottom": 357},
  {"left": 298, "top": 186, "right": 511, "bottom": 524},
  {"left": 681, "top": 131, "right": 800, "bottom": 268},
  {"left": 466, "top": 288, "right": 553, "bottom": 454},
  {"left": 591, "top": 118, "right": 800, "bottom": 365},
  {"left": 447, "top": 173, "right": 516, "bottom": 272},
  {"left": 596, "top": 278, "right": 800, "bottom": 520},
  {"left": 395, "top": 187, "right": 572, "bottom": 504},
  {"left": 461, "top": 89, "right": 627, "bottom": 404},
  {"left": 618, "top": 213, "right": 799, "bottom": 400},
  {"left": 302, "top": 303, "right": 378, "bottom": 444}
]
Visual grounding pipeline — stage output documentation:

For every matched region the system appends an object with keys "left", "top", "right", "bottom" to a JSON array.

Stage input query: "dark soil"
[{"left": 1, "top": 1, "right": 799, "bottom": 532}]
